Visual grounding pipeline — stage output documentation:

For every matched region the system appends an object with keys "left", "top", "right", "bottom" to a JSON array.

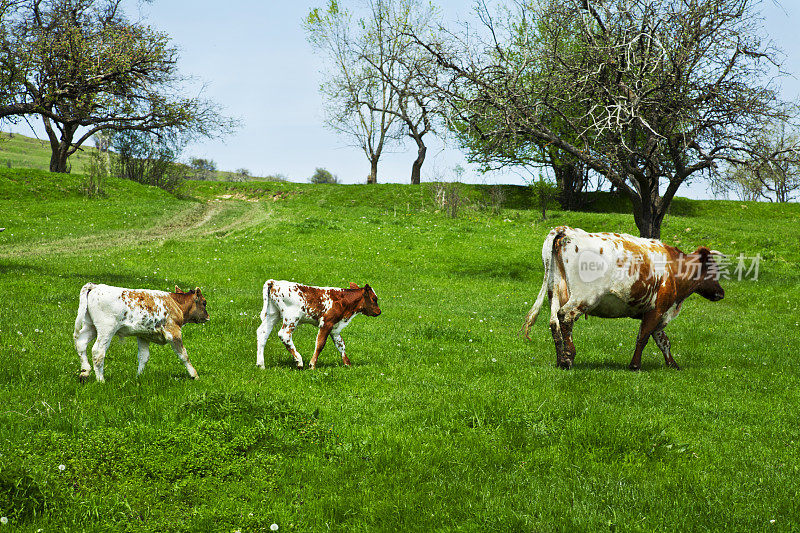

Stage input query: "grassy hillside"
[
  {"left": 1, "top": 169, "right": 799, "bottom": 531},
  {"left": 0, "top": 131, "right": 283, "bottom": 181},
  {"left": 0, "top": 132, "right": 100, "bottom": 173}
]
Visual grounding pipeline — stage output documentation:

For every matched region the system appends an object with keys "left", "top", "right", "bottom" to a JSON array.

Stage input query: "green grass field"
[{"left": 1, "top": 168, "right": 799, "bottom": 531}]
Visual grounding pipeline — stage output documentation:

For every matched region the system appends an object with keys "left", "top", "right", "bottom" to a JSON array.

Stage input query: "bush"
[
  {"left": 189, "top": 158, "right": 217, "bottom": 180},
  {"left": 111, "top": 131, "right": 184, "bottom": 192},
  {"left": 530, "top": 177, "right": 559, "bottom": 219},
  {"left": 309, "top": 167, "right": 339, "bottom": 184}
]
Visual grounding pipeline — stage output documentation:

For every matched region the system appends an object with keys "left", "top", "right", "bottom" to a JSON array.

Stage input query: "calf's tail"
[
  {"left": 74, "top": 283, "right": 96, "bottom": 338},
  {"left": 260, "top": 280, "right": 275, "bottom": 320}
]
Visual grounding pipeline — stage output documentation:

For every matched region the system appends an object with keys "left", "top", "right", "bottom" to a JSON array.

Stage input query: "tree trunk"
[
  {"left": 410, "top": 142, "right": 426, "bottom": 185},
  {"left": 43, "top": 116, "right": 76, "bottom": 173},
  {"left": 367, "top": 157, "right": 378, "bottom": 184},
  {"left": 631, "top": 196, "right": 666, "bottom": 239},
  {"left": 552, "top": 160, "right": 586, "bottom": 210},
  {"left": 49, "top": 144, "right": 71, "bottom": 173}
]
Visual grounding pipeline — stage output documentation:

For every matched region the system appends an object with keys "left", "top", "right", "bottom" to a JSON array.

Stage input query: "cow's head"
[
  {"left": 176, "top": 286, "right": 210, "bottom": 323},
  {"left": 352, "top": 283, "right": 381, "bottom": 317},
  {"left": 690, "top": 247, "right": 725, "bottom": 302}
]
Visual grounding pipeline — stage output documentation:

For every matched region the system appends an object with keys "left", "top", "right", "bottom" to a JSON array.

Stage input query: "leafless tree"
[
  {"left": 356, "top": 0, "right": 440, "bottom": 184},
  {"left": 306, "top": 0, "right": 403, "bottom": 184},
  {"left": 409, "top": 0, "right": 795, "bottom": 237}
]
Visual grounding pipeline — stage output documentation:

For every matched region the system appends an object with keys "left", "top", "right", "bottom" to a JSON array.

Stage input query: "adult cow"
[
  {"left": 257, "top": 280, "right": 381, "bottom": 369},
  {"left": 74, "top": 283, "right": 209, "bottom": 382},
  {"left": 523, "top": 226, "right": 725, "bottom": 370}
]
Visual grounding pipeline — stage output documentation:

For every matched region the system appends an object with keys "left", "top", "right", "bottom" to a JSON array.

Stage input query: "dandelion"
[
  {"left": 271, "top": 524, "right": 279, "bottom": 531},
  {"left": 0, "top": 517, "right": 7, "bottom": 525},
  {"left": 58, "top": 464, "right": 66, "bottom": 471},
  {"left": 491, "top": 358, "right": 497, "bottom": 363}
]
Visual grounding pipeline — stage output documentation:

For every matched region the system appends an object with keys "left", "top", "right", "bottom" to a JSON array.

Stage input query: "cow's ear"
[
  {"left": 194, "top": 287, "right": 202, "bottom": 297},
  {"left": 364, "top": 283, "right": 371, "bottom": 291},
  {"left": 175, "top": 285, "right": 184, "bottom": 294},
  {"left": 349, "top": 282, "right": 359, "bottom": 289}
]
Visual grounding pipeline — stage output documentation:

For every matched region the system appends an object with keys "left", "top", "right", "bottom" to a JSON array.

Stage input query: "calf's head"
[
  {"left": 350, "top": 282, "right": 381, "bottom": 317},
  {"left": 690, "top": 247, "right": 725, "bottom": 302},
  {"left": 175, "top": 286, "right": 210, "bottom": 323}
]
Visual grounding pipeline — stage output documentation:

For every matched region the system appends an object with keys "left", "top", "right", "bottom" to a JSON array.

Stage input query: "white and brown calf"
[
  {"left": 523, "top": 226, "right": 725, "bottom": 370},
  {"left": 73, "top": 283, "right": 209, "bottom": 382},
  {"left": 256, "top": 280, "right": 381, "bottom": 369}
]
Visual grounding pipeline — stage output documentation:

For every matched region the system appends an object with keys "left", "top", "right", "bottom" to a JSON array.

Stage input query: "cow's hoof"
[
  {"left": 191, "top": 375, "right": 200, "bottom": 380},
  {"left": 668, "top": 362, "right": 681, "bottom": 370},
  {"left": 309, "top": 365, "right": 316, "bottom": 370},
  {"left": 257, "top": 364, "right": 265, "bottom": 369},
  {"left": 78, "top": 374, "right": 89, "bottom": 383},
  {"left": 628, "top": 364, "right": 640, "bottom": 371},
  {"left": 557, "top": 360, "right": 573, "bottom": 370}
]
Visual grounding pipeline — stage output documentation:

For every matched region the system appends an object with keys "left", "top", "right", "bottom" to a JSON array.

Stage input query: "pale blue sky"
[{"left": 13, "top": 1, "right": 800, "bottom": 197}]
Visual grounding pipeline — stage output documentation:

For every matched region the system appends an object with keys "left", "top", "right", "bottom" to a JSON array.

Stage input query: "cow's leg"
[
  {"left": 652, "top": 329, "right": 680, "bottom": 370},
  {"left": 136, "top": 338, "right": 151, "bottom": 376},
  {"left": 331, "top": 332, "right": 351, "bottom": 367},
  {"left": 169, "top": 337, "right": 199, "bottom": 380},
  {"left": 90, "top": 329, "right": 115, "bottom": 383},
  {"left": 556, "top": 299, "right": 584, "bottom": 370},
  {"left": 309, "top": 323, "right": 333, "bottom": 370},
  {"left": 630, "top": 310, "right": 661, "bottom": 371},
  {"left": 548, "top": 296, "right": 567, "bottom": 368},
  {"left": 256, "top": 309, "right": 279, "bottom": 369},
  {"left": 277, "top": 319, "right": 304, "bottom": 369},
  {"left": 74, "top": 323, "right": 97, "bottom": 380}
]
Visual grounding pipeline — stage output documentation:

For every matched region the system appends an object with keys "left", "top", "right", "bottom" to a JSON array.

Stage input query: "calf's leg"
[
  {"left": 136, "top": 338, "right": 151, "bottom": 375},
  {"left": 74, "top": 323, "right": 97, "bottom": 380},
  {"left": 652, "top": 329, "right": 680, "bottom": 370},
  {"left": 277, "top": 319, "right": 304, "bottom": 369},
  {"left": 331, "top": 332, "right": 351, "bottom": 367},
  {"left": 169, "top": 337, "right": 199, "bottom": 379},
  {"left": 91, "top": 330, "right": 115, "bottom": 382},
  {"left": 256, "top": 310, "right": 279, "bottom": 369},
  {"left": 309, "top": 323, "right": 333, "bottom": 370}
]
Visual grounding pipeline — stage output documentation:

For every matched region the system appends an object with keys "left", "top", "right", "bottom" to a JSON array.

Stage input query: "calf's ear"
[
  {"left": 349, "top": 282, "right": 359, "bottom": 289},
  {"left": 175, "top": 285, "right": 184, "bottom": 293}
]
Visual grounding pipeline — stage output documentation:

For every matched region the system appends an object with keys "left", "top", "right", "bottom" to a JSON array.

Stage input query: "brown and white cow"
[
  {"left": 256, "top": 280, "right": 381, "bottom": 369},
  {"left": 73, "top": 283, "right": 209, "bottom": 382},
  {"left": 523, "top": 226, "right": 725, "bottom": 370}
]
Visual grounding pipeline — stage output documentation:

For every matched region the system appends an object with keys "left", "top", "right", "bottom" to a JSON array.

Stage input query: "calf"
[
  {"left": 73, "top": 283, "right": 209, "bottom": 382},
  {"left": 256, "top": 280, "right": 381, "bottom": 369},
  {"left": 523, "top": 226, "right": 725, "bottom": 370}
]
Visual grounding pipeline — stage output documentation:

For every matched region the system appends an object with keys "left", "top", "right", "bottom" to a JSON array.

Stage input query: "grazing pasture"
[{"left": 1, "top": 168, "right": 799, "bottom": 531}]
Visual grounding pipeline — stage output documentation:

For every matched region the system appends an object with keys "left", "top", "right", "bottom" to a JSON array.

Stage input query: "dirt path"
[{"left": 1, "top": 199, "right": 269, "bottom": 258}]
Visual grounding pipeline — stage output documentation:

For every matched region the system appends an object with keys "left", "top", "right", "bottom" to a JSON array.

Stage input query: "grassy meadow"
[{"left": 1, "top": 167, "right": 799, "bottom": 531}]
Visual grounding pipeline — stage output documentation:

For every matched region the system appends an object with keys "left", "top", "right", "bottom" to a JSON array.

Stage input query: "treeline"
[{"left": 305, "top": 0, "right": 800, "bottom": 237}]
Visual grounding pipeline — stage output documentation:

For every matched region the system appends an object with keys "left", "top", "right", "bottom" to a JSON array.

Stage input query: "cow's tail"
[
  {"left": 73, "top": 283, "right": 96, "bottom": 339},
  {"left": 522, "top": 228, "right": 564, "bottom": 339},
  {"left": 260, "top": 280, "right": 275, "bottom": 320}
]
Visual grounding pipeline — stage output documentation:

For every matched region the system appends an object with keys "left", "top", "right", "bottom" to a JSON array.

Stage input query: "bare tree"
[
  {"left": 306, "top": 0, "right": 402, "bottom": 184},
  {"left": 356, "top": 0, "right": 440, "bottom": 184},
  {"left": 410, "top": 0, "right": 794, "bottom": 237}
]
